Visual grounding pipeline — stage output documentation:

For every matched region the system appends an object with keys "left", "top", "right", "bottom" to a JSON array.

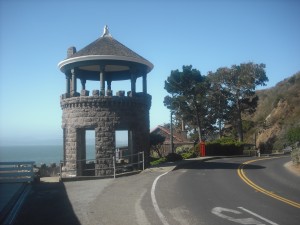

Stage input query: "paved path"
[
  {"left": 10, "top": 161, "right": 182, "bottom": 225},
  {"left": 0, "top": 183, "right": 26, "bottom": 223}
]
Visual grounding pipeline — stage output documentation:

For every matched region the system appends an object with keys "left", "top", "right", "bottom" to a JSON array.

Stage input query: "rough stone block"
[
  {"left": 81, "top": 90, "right": 89, "bottom": 96},
  {"left": 116, "top": 90, "right": 125, "bottom": 97},
  {"left": 92, "top": 90, "right": 99, "bottom": 96},
  {"left": 61, "top": 93, "right": 70, "bottom": 99},
  {"left": 71, "top": 92, "right": 80, "bottom": 97},
  {"left": 106, "top": 89, "right": 113, "bottom": 96}
]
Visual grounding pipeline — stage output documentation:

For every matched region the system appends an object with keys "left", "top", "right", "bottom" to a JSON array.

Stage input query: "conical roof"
[
  {"left": 69, "top": 34, "right": 147, "bottom": 61},
  {"left": 58, "top": 26, "right": 153, "bottom": 74}
]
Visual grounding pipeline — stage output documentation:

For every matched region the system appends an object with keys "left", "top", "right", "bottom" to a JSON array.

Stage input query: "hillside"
[{"left": 243, "top": 71, "right": 300, "bottom": 151}]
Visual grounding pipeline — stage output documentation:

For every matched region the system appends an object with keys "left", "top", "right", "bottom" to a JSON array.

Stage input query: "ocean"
[{"left": 0, "top": 145, "right": 96, "bottom": 166}]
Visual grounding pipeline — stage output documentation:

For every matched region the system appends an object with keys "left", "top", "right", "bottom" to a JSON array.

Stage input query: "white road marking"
[
  {"left": 211, "top": 207, "right": 263, "bottom": 224},
  {"left": 151, "top": 171, "right": 170, "bottom": 225},
  {"left": 238, "top": 207, "right": 279, "bottom": 225},
  {"left": 212, "top": 207, "right": 279, "bottom": 225}
]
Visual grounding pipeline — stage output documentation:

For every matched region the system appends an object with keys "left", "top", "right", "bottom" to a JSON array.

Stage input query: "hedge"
[{"left": 192, "top": 138, "right": 244, "bottom": 156}]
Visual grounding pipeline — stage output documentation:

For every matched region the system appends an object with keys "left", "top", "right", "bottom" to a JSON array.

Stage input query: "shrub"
[
  {"left": 286, "top": 127, "right": 300, "bottom": 145},
  {"left": 181, "top": 151, "right": 197, "bottom": 159},
  {"left": 39, "top": 163, "right": 60, "bottom": 177},
  {"left": 166, "top": 153, "right": 183, "bottom": 162},
  {"left": 176, "top": 145, "right": 193, "bottom": 154},
  {"left": 176, "top": 145, "right": 197, "bottom": 159},
  {"left": 258, "top": 135, "right": 276, "bottom": 154},
  {"left": 205, "top": 138, "right": 244, "bottom": 156},
  {"left": 150, "top": 157, "right": 167, "bottom": 166},
  {"left": 150, "top": 152, "right": 183, "bottom": 166},
  {"left": 189, "top": 143, "right": 201, "bottom": 156},
  {"left": 291, "top": 142, "right": 300, "bottom": 166}
]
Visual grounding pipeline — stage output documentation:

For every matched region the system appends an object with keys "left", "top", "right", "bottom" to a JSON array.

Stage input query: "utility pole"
[{"left": 170, "top": 111, "right": 174, "bottom": 153}]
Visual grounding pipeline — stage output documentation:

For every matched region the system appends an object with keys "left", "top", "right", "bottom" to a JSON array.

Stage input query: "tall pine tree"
[{"left": 164, "top": 65, "right": 210, "bottom": 142}]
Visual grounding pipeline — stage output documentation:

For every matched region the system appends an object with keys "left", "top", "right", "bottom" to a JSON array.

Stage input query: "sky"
[{"left": 0, "top": 0, "right": 299, "bottom": 146}]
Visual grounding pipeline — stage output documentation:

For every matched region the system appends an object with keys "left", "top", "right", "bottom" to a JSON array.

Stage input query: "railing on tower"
[{"left": 60, "top": 151, "right": 144, "bottom": 179}]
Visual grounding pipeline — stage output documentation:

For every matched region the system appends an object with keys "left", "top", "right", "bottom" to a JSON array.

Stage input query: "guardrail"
[
  {"left": 114, "top": 151, "right": 145, "bottom": 178},
  {"left": 0, "top": 162, "right": 35, "bottom": 183},
  {"left": 60, "top": 151, "right": 144, "bottom": 179}
]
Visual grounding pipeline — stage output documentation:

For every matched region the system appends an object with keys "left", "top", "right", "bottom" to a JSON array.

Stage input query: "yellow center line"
[{"left": 237, "top": 157, "right": 300, "bottom": 209}]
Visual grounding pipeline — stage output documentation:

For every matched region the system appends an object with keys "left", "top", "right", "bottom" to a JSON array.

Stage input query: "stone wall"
[{"left": 60, "top": 93, "right": 151, "bottom": 176}]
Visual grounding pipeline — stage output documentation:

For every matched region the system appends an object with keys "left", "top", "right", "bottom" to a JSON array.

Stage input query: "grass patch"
[{"left": 150, "top": 157, "right": 167, "bottom": 166}]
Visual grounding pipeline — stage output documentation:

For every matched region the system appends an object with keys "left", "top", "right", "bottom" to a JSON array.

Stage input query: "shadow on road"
[
  {"left": 173, "top": 159, "right": 265, "bottom": 171},
  {"left": 14, "top": 181, "right": 81, "bottom": 225}
]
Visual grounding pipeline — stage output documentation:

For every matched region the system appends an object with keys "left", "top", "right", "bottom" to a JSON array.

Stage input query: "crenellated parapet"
[{"left": 60, "top": 92, "right": 151, "bottom": 110}]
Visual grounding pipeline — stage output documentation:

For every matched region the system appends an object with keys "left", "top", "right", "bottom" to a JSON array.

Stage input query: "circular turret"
[{"left": 58, "top": 26, "right": 153, "bottom": 177}]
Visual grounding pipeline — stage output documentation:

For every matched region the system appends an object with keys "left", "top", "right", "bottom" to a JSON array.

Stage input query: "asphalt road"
[
  {"left": 12, "top": 156, "right": 300, "bottom": 225},
  {"left": 153, "top": 156, "right": 300, "bottom": 225}
]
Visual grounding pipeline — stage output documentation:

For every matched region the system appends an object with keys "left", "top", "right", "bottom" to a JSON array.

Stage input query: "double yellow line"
[{"left": 237, "top": 157, "right": 300, "bottom": 209}]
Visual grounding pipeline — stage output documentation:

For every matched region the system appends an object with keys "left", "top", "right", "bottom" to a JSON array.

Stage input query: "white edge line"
[
  {"left": 151, "top": 171, "right": 170, "bottom": 225},
  {"left": 238, "top": 207, "right": 279, "bottom": 225}
]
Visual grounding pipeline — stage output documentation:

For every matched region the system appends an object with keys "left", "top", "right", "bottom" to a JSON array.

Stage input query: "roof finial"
[{"left": 102, "top": 25, "right": 111, "bottom": 37}]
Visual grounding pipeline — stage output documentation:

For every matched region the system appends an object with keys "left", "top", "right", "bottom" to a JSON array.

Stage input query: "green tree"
[
  {"left": 213, "top": 62, "right": 268, "bottom": 141},
  {"left": 149, "top": 133, "right": 166, "bottom": 158},
  {"left": 164, "top": 65, "right": 210, "bottom": 142},
  {"left": 286, "top": 126, "right": 300, "bottom": 144},
  {"left": 207, "top": 71, "right": 231, "bottom": 139}
]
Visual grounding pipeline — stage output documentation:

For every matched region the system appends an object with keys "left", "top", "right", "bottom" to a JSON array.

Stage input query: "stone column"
[
  {"left": 64, "top": 127, "right": 77, "bottom": 177},
  {"left": 131, "top": 74, "right": 136, "bottom": 96},
  {"left": 107, "top": 79, "right": 112, "bottom": 96},
  {"left": 71, "top": 68, "right": 77, "bottom": 96},
  {"left": 142, "top": 73, "right": 147, "bottom": 94},
  {"left": 107, "top": 79, "right": 111, "bottom": 91},
  {"left": 80, "top": 79, "right": 89, "bottom": 96},
  {"left": 65, "top": 73, "right": 71, "bottom": 97},
  {"left": 76, "top": 129, "right": 86, "bottom": 176},
  {"left": 81, "top": 79, "right": 86, "bottom": 90},
  {"left": 95, "top": 126, "right": 115, "bottom": 176},
  {"left": 99, "top": 65, "right": 105, "bottom": 96}
]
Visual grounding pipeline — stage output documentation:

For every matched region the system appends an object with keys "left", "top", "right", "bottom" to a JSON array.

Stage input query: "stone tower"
[{"left": 58, "top": 26, "right": 153, "bottom": 177}]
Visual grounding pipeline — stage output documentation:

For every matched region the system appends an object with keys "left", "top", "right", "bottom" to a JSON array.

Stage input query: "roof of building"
[
  {"left": 151, "top": 125, "right": 193, "bottom": 144},
  {"left": 58, "top": 25, "right": 153, "bottom": 74},
  {"left": 69, "top": 33, "right": 146, "bottom": 61}
]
